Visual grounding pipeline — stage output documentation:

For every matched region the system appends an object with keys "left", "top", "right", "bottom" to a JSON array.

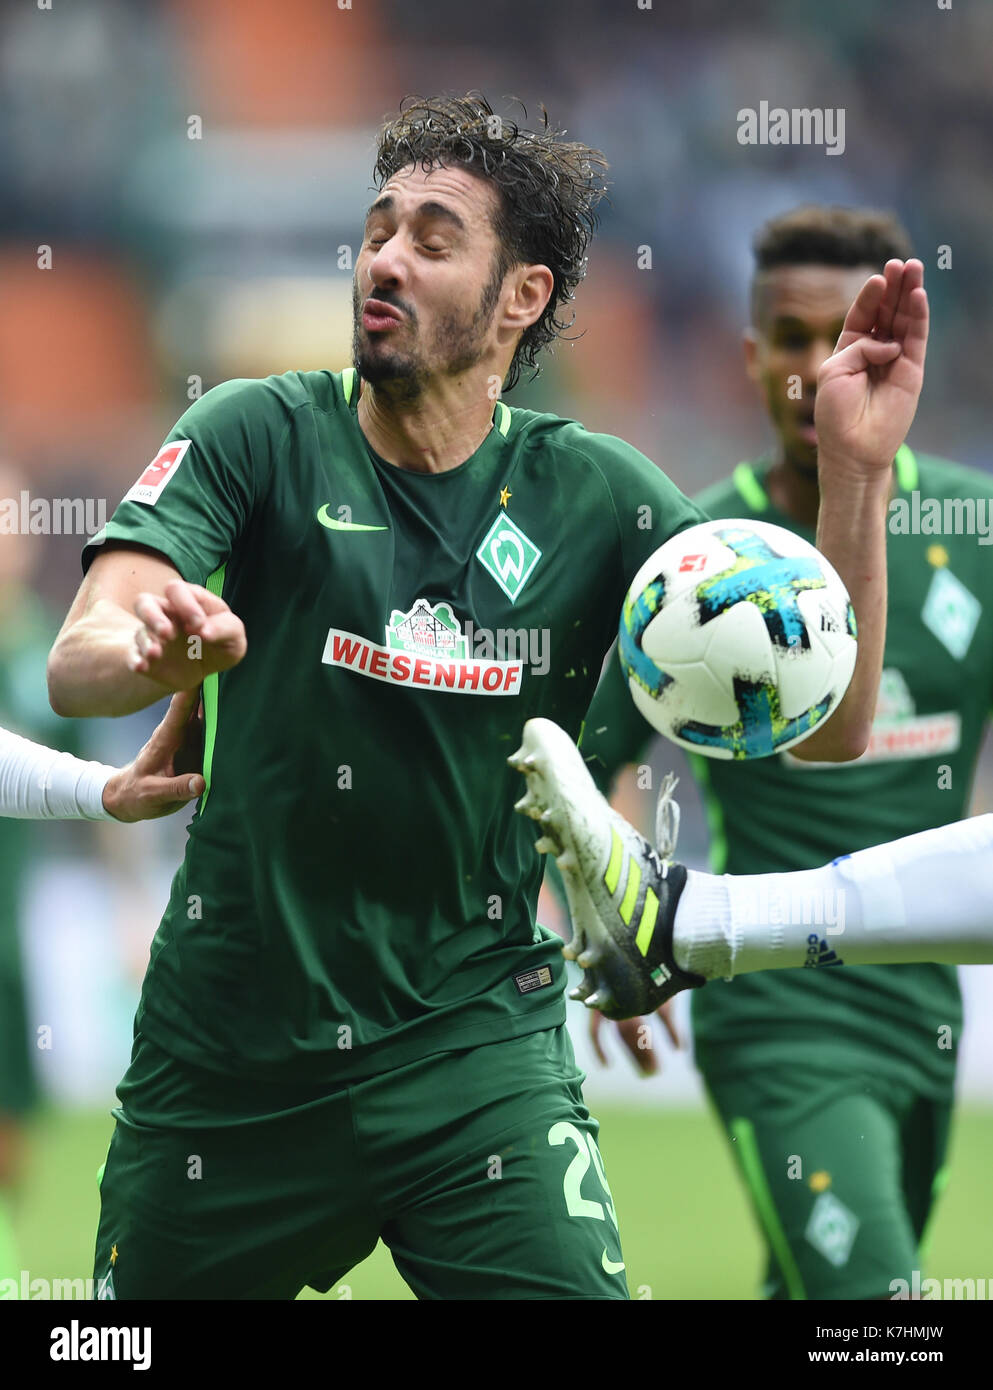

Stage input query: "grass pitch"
[{"left": 13, "top": 1104, "right": 993, "bottom": 1300}]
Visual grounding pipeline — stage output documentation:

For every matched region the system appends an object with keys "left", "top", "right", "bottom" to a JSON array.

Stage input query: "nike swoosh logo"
[
  {"left": 601, "top": 1248, "right": 626, "bottom": 1276},
  {"left": 316, "top": 505, "right": 388, "bottom": 532}
]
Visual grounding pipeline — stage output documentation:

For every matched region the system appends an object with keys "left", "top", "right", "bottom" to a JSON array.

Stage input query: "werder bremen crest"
[
  {"left": 476, "top": 513, "right": 542, "bottom": 604},
  {"left": 387, "top": 599, "right": 467, "bottom": 658}
]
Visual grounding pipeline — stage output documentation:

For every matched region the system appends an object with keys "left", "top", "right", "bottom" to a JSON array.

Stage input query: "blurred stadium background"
[{"left": 2, "top": 0, "right": 991, "bottom": 1299}]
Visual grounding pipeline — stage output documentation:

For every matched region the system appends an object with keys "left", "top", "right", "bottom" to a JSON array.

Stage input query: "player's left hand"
[
  {"left": 814, "top": 258, "right": 928, "bottom": 475},
  {"left": 102, "top": 688, "right": 206, "bottom": 822},
  {"left": 589, "top": 1001, "right": 681, "bottom": 1077}
]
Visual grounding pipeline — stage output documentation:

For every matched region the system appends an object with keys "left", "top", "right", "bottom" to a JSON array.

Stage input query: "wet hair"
[{"left": 374, "top": 93, "right": 609, "bottom": 390}]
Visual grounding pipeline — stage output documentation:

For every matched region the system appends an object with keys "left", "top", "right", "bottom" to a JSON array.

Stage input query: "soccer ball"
[{"left": 618, "top": 519, "right": 857, "bottom": 759}]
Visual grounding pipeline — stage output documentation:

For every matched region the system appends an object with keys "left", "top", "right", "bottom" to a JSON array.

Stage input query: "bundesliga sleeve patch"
[{"left": 124, "top": 440, "right": 192, "bottom": 507}]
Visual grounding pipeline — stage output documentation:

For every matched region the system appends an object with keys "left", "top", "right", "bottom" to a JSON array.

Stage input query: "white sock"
[
  {"left": 671, "top": 871, "right": 735, "bottom": 978},
  {"left": 673, "top": 814, "right": 993, "bottom": 979}
]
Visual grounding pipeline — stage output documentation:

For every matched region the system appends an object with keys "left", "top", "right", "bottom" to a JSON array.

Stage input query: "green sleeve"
[
  {"left": 81, "top": 378, "right": 286, "bottom": 582},
  {"left": 539, "top": 434, "right": 707, "bottom": 916},
  {"left": 579, "top": 643, "right": 655, "bottom": 794},
  {"left": 575, "top": 436, "right": 710, "bottom": 792},
  {"left": 586, "top": 432, "right": 709, "bottom": 589}
]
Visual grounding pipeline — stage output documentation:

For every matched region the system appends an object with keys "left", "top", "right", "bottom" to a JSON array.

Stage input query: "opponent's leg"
[
  {"left": 510, "top": 718, "right": 993, "bottom": 1018},
  {"left": 681, "top": 813, "right": 993, "bottom": 978}
]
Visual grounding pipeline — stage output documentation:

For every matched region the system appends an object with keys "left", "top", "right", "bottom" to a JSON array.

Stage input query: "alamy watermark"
[
  {"left": 888, "top": 492, "right": 993, "bottom": 544},
  {"left": 50, "top": 1320, "right": 151, "bottom": 1371},
  {"left": 737, "top": 881, "right": 846, "bottom": 939},
  {"left": 462, "top": 621, "right": 549, "bottom": 676},
  {"left": 737, "top": 102, "right": 845, "bottom": 156},
  {"left": 0, "top": 491, "right": 106, "bottom": 536},
  {"left": 1, "top": 1270, "right": 97, "bottom": 1299},
  {"left": 890, "top": 1271, "right": 993, "bottom": 1299}
]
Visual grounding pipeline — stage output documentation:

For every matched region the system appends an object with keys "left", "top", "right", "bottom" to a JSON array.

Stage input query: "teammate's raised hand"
[
  {"left": 128, "top": 579, "right": 247, "bottom": 690},
  {"left": 814, "top": 258, "right": 928, "bottom": 474}
]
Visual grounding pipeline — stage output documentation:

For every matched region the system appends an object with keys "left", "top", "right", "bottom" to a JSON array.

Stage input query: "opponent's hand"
[
  {"left": 127, "top": 579, "right": 246, "bottom": 690},
  {"left": 814, "top": 258, "right": 928, "bottom": 475},
  {"left": 589, "top": 1001, "right": 681, "bottom": 1077},
  {"left": 102, "top": 689, "right": 206, "bottom": 822}
]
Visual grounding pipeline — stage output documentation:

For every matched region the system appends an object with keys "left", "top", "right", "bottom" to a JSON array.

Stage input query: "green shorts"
[
  {"left": 93, "top": 1025, "right": 628, "bottom": 1300},
  {"left": 704, "top": 1065, "right": 953, "bottom": 1300}
]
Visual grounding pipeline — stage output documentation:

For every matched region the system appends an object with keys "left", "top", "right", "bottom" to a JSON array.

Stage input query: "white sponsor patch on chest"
[{"left": 321, "top": 600, "right": 524, "bottom": 695}]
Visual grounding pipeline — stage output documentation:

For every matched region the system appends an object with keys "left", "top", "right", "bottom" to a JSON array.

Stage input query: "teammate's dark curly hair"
[
  {"left": 751, "top": 205, "right": 913, "bottom": 326},
  {"left": 374, "top": 93, "right": 609, "bottom": 392}
]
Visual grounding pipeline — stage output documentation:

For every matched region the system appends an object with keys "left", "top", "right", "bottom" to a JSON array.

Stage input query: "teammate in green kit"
[
  {"left": 580, "top": 206, "right": 986, "bottom": 1300},
  {"left": 48, "top": 101, "right": 923, "bottom": 1299}
]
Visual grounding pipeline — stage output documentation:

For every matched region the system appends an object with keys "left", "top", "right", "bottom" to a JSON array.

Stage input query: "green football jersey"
[
  {"left": 82, "top": 367, "right": 705, "bottom": 1084},
  {"left": 581, "top": 446, "right": 993, "bottom": 1095}
]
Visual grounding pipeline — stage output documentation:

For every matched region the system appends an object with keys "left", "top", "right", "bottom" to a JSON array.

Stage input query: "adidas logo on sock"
[{"left": 803, "top": 933, "right": 844, "bottom": 969}]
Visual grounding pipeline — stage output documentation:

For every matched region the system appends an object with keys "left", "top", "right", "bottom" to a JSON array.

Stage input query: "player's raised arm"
[
  {"left": 794, "top": 258, "right": 928, "bottom": 761},
  {"left": 47, "top": 542, "right": 246, "bottom": 718}
]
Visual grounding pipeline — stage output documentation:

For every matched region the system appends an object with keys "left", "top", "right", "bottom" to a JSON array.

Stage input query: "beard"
[{"left": 352, "top": 255, "right": 505, "bottom": 402}]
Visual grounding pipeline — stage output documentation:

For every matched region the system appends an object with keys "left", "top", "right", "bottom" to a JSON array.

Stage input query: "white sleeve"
[{"left": 0, "top": 725, "right": 117, "bottom": 821}]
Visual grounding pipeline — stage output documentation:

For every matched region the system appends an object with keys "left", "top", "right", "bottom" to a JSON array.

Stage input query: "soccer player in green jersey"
[
  {"left": 576, "top": 206, "right": 986, "bottom": 1299},
  {"left": 47, "top": 100, "right": 924, "bottom": 1299}
]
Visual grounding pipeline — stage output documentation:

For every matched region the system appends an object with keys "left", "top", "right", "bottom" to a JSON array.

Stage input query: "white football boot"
[{"left": 509, "top": 717, "right": 706, "bottom": 1020}]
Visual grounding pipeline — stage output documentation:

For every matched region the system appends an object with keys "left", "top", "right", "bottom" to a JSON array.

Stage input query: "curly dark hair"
[
  {"left": 751, "top": 205, "right": 913, "bottom": 324},
  {"left": 373, "top": 93, "right": 610, "bottom": 392}
]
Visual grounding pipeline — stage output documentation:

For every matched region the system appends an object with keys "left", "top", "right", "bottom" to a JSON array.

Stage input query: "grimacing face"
[
  {"left": 352, "top": 162, "right": 509, "bottom": 399},
  {"left": 746, "top": 263, "right": 877, "bottom": 477}
]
